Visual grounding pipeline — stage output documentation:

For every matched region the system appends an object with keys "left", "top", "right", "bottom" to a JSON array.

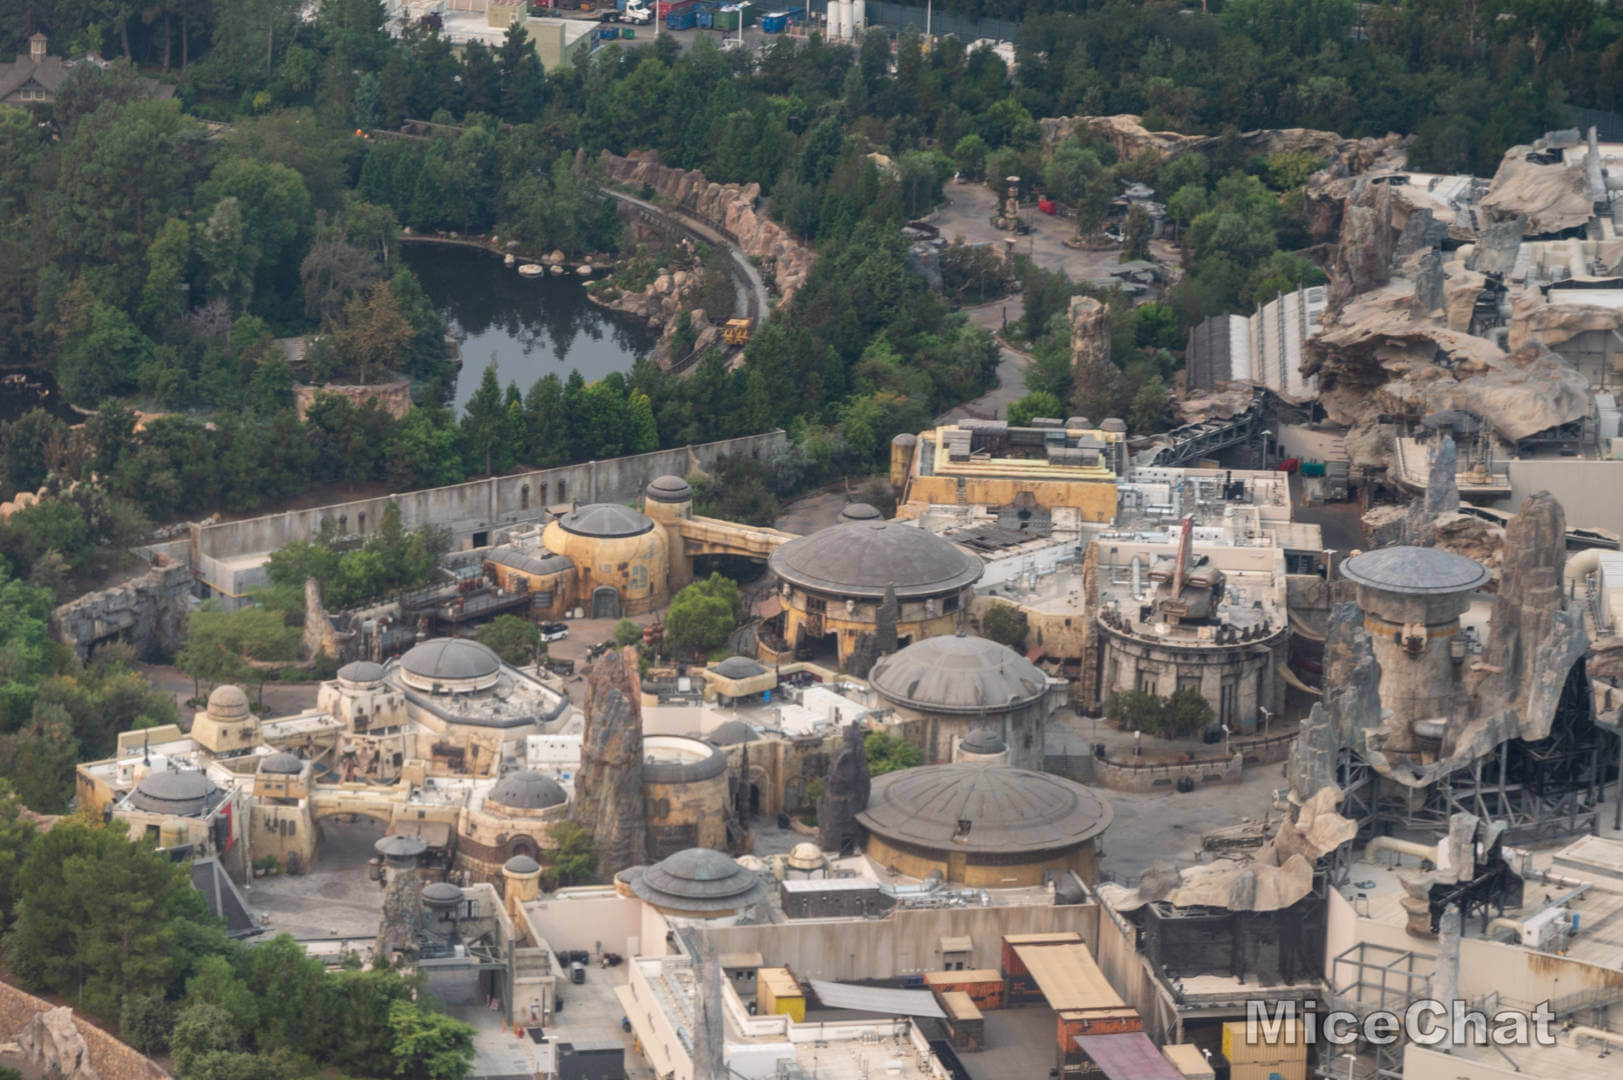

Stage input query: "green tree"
[
  {"left": 1122, "top": 203, "right": 1153, "bottom": 261},
  {"left": 175, "top": 603, "right": 299, "bottom": 699},
  {"left": 6, "top": 819, "right": 222, "bottom": 1019},
  {"left": 461, "top": 363, "right": 505, "bottom": 475},
  {"left": 546, "top": 820, "right": 597, "bottom": 888},
  {"left": 1161, "top": 688, "right": 1216, "bottom": 738},
  {"left": 863, "top": 730, "right": 923, "bottom": 776},
  {"left": 388, "top": 998, "right": 475, "bottom": 1080},
  {"left": 476, "top": 615, "right": 541, "bottom": 666},
  {"left": 1007, "top": 391, "right": 1063, "bottom": 427},
  {"left": 1127, "top": 377, "right": 1168, "bottom": 434},
  {"left": 613, "top": 618, "right": 643, "bottom": 647},
  {"left": 0, "top": 781, "right": 37, "bottom": 929},
  {"left": 1107, "top": 690, "right": 1163, "bottom": 734},
  {"left": 979, "top": 605, "right": 1028, "bottom": 651},
  {"left": 664, "top": 573, "right": 742, "bottom": 654}
]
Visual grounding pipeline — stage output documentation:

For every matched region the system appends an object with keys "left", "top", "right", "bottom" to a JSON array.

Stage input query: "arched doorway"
[{"left": 592, "top": 586, "right": 622, "bottom": 619}]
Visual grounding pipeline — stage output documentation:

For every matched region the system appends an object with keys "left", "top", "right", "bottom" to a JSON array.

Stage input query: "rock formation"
[
  {"left": 301, "top": 577, "right": 339, "bottom": 660},
  {"left": 292, "top": 377, "right": 412, "bottom": 421},
  {"left": 598, "top": 150, "right": 816, "bottom": 303},
  {"left": 1473, "top": 492, "right": 1589, "bottom": 744},
  {"left": 1068, "top": 295, "right": 1111, "bottom": 372},
  {"left": 51, "top": 557, "right": 192, "bottom": 663},
  {"left": 17, "top": 1007, "right": 99, "bottom": 1080},
  {"left": 816, "top": 723, "right": 870, "bottom": 854},
  {"left": 1038, "top": 115, "right": 1402, "bottom": 173},
  {"left": 1479, "top": 141, "right": 1594, "bottom": 234},
  {"left": 1421, "top": 434, "right": 1461, "bottom": 518},
  {"left": 572, "top": 647, "right": 647, "bottom": 876}
]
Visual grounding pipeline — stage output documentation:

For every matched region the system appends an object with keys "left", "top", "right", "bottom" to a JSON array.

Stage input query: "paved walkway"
[
  {"left": 606, "top": 189, "right": 771, "bottom": 326},
  {"left": 937, "top": 301, "right": 1031, "bottom": 423}
]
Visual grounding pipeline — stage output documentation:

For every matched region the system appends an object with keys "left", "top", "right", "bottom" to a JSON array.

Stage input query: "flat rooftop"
[{"left": 1444, "top": 1033, "right": 1620, "bottom": 1079}]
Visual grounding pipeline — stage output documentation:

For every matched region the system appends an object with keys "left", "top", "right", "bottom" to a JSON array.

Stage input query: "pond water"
[{"left": 403, "top": 245, "right": 656, "bottom": 414}]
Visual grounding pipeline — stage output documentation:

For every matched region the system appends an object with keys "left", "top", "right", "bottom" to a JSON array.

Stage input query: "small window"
[
  {"left": 520, "top": 485, "right": 530, "bottom": 510},
  {"left": 358, "top": 511, "right": 366, "bottom": 532},
  {"left": 943, "top": 594, "right": 959, "bottom": 613}
]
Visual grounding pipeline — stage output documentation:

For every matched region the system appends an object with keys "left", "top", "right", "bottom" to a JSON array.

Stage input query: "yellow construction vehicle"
[{"left": 722, "top": 318, "right": 752, "bottom": 346}]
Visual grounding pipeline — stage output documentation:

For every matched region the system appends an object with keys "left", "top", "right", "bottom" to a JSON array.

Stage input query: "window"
[
  {"left": 557, "top": 479, "right": 567, "bottom": 501},
  {"left": 520, "top": 485, "right": 530, "bottom": 510},
  {"left": 1136, "top": 667, "right": 1157, "bottom": 694},
  {"left": 357, "top": 511, "right": 366, "bottom": 532},
  {"left": 1220, "top": 675, "right": 1239, "bottom": 727},
  {"left": 806, "top": 595, "right": 826, "bottom": 615},
  {"left": 943, "top": 594, "right": 959, "bottom": 613},
  {"left": 1178, "top": 674, "right": 1201, "bottom": 696}
]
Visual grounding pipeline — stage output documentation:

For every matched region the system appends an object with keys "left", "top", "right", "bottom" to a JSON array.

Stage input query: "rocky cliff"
[
  {"left": 599, "top": 150, "right": 815, "bottom": 303},
  {"left": 1039, "top": 115, "right": 1403, "bottom": 172},
  {"left": 572, "top": 647, "right": 647, "bottom": 876}
]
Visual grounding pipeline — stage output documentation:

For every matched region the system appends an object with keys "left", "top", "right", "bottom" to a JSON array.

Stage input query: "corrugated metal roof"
[
  {"left": 1075, "top": 1033, "right": 1185, "bottom": 1080},
  {"left": 1014, "top": 944, "right": 1125, "bottom": 1011},
  {"left": 808, "top": 981, "right": 945, "bottom": 1018}
]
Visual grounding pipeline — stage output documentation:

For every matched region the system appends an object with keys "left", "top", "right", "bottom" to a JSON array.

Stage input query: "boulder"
[{"left": 17, "top": 1007, "right": 98, "bottom": 1080}]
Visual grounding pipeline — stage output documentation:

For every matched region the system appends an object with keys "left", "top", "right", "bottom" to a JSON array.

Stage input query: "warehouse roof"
[{"left": 486, "top": 545, "right": 574, "bottom": 577}]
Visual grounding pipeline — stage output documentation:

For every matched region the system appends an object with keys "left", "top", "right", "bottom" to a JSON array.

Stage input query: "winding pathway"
[{"left": 605, "top": 188, "right": 772, "bottom": 328}]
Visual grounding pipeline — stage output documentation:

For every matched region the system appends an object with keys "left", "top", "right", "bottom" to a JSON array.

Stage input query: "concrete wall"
[
  {"left": 1505, "top": 459, "right": 1623, "bottom": 534},
  {"left": 0, "top": 982, "right": 171, "bottom": 1080},
  {"left": 191, "top": 430, "right": 787, "bottom": 600},
  {"left": 694, "top": 902, "right": 1099, "bottom": 981},
  {"left": 1095, "top": 752, "right": 1243, "bottom": 793}
]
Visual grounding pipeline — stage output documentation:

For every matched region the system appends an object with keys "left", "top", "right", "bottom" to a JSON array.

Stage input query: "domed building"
[
  {"left": 541, "top": 502, "right": 669, "bottom": 618},
  {"left": 867, "top": 633, "right": 1059, "bottom": 770},
  {"left": 317, "top": 660, "right": 406, "bottom": 733},
  {"left": 702, "top": 655, "right": 777, "bottom": 704},
  {"left": 457, "top": 769, "right": 572, "bottom": 884},
  {"left": 766, "top": 521, "right": 982, "bottom": 665},
  {"left": 114, "top": 764, "right": 244, "bottom": 874},
  {"left": 642, "top": 736, "right": 731, "bottom": 859},
  {"left": 857, "top": 764, "right": 1112, "bottom": 886},
  {"left": 837, "top": 502, "right": 883, "bottom": 522},
  {"left": 397, "top": 638, "right": 503, "bottom": 694},
  {"left": 250, "top": 751, "right": 315, "bottom": 873},
  {"left": 620, "top": 847, "right": 766, "bottom": 921},
  {"left": 954, "top": 727, "right": 1009, "bottom": 765},
  {"left": 190, "top": 684, "right": 260, "bottom": 754}
]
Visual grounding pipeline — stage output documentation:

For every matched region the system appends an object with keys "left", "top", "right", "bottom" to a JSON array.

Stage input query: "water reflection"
[{"left": 403, "top": 245, "right": 655, "bottom": 413}]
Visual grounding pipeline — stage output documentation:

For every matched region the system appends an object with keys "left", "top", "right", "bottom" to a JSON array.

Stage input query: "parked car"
[{"left": 539, "top": 621, "right": 569, "bottom": 642}]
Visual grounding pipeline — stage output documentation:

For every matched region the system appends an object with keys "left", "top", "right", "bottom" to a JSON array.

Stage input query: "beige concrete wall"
[
  {"left": 1401, "top": 1045, "right": 1522, "bottom": 1079},
  {"left": 645, "top": 770, "right": 730, "bottom": 858},
  {"left": 0, "top": 982, "right": 171, "bottom": 1080},
  {"left": 696, "top": 902, "right": 1100, "bottom": 981},
  {"left": 524, "top": 891, "right": 647, "bottom": 958},
  {"left": 906, "top": 475, "right": 1118, "bottom": 522}
]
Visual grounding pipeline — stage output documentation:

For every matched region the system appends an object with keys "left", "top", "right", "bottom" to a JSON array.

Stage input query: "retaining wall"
[{"left": 1096, "top": 752, "right": 1243, "bottom": 793}]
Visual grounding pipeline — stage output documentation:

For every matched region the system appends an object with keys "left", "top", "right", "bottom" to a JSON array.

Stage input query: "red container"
[
  {"left": 656, "top": 0, "right": 693, "bottom": 14},
  {"left": 1277, "top": 457, "right": 1300, "bottom": 474},
  {"left": 1038, "top": 199, "right": 1057, "bottom": 215}
]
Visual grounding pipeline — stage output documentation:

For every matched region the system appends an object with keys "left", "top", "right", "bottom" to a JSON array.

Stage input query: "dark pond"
[{"left": 403, "top": 245, "right": 656, "bottom": 414}]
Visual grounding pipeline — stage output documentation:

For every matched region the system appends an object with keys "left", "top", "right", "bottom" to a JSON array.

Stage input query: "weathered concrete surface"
[
  {"left": 0, "top": 981, "right": 169, "bottom": 1080},
  {"left": 50, "top": 558, "right": 192, "bottom": 662},
  {"left": 817, "top": 723, "right": 870, "bottom": 855},
  {"left": 599, "top": 150, "right": 815, "bottom": 303},
  {"left": 573, "top": 647, "right": 646, "bottom": 876}
]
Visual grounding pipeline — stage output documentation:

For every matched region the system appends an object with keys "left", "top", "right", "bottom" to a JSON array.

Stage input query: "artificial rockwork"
[
  {"left": 817, "top": 723, "right": 870, "bottom": 855},
  {"left": 50, "top": 557, "right": 192, "bottom": 663},
  {"left": 572, "top": 647, "right": 647, "bottom": 875},
  {"left": 598, "top": 150, "right": 815, "bottom": 302}
]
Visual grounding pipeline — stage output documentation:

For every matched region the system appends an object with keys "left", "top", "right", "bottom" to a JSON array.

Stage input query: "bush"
[
  {"left": 476, "top": 615, "right": 542, "bottom": 666},
  {"left": 119, "top": 991, "right": 174, "bottom": 1055},
  {"left": 864, "top": 731, "right": 922, "bottom": 776},
  {"left": 1161, "top": 688, "right": 1215, "bottom": 738},
  {"left": 1107, "top": 690, "right": 1162, "bottom": 733},
  {"left": 980, "top": 604, "right": 1028, "bottom": 651},
  {"left": 613, "top": 618, "right": 642, "bottom": 647}
]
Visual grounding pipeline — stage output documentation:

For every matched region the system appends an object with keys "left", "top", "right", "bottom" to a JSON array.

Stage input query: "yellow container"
[
  {"left": 1229, "top": 1063, "right": 1305, "bottom": 1080},
  {"left": 757, "top": 967, "right": 805, "bottom": 1023},
  {"left": 1222, "top": 1019, "right": 1306, "bottom": 1065}
]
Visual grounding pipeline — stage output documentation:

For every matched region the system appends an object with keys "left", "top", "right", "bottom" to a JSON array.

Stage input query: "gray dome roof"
[
  {"left": 375, "top": 834, "right": 427, "bottom": 859},
  {"left": 420, "top": 882, "right": 464, "bottom": 906},
  {"left": 207, "top": 684, "right": 251, "bottom": 720},
  {"left": 891, "top": 433, "right": 917, "bottom": 447},
  {"left": 858, "top": 764, "right": 1112, "bottom": 855},
  {"left": 711, "top": 656, "right": 767, "bottom": 680},
  {"left": 838, "top": 502, "right": 883, "bottom": 522},
  {"left": 258, "top": 752, "right": 304, "bottom": 775},
  {"left": 487, "top": 771, "right": 567, "bottom": 812},
  {"left": 769, "top": 522, "right": 982, "bottom": 600},
  {"left": 869, "top": 634, "right": 1047, "bottom": 714},
  {"left": 1341, "top": 546, "right": 1490, "bottom": 595},
  {"left": 505, "top": 854, "right": 542, "bottom": 875},
  {"left": 645, "top": 475, "right": 693, "bottom": 503},
  {"left": 1099, "top": 418, "right": 1127, "bottom": 433},
  {"left": 628, "top": 848, "right": 765, "bottom": 911},
  {"left": 1066, "top": 417, "right": 1090, "bottom": 429},
  {"left": 130, "top": 770, "right": 214, "bottom": 815},
  {"left": 959, "top": 727, "right": 1007, "bottom": 754},
  {"left": 400, "top": 638, "right": 501, "bottom": 682},
  {"left": 557, "top": 503, "right": 654, "bottom": 538},
  {"left": 705, "top": 719, "right": 759, "bottom": 746},
  {"left": 338, "top": 660, "right": 385, "bottom": 684}
]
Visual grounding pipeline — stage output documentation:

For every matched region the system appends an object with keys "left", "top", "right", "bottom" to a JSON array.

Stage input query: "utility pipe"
[
  {"left": 1363, "top": 836, "right": 1437, "bottom": 865},
  {"left": 1570, "top": 1026, "right": 1623, "bottom": 1050}
]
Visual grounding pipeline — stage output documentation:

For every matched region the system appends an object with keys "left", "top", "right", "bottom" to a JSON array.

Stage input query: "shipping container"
[
  {"left": 666, "top": 8, "right": 697, "bottom": 28},
  {"left": 714, "top": 5, "right": 738, "bottom": 27},
  {"left": 1299, "top": 461, "right": 1326, "bottom": 477},
  {"left": 1228, "top": 1063, "right": 1306, "bottom": 1080},
  {"left": 759, "top": 11, "right": 786, "bottom": 31},
  {"left": 655, "top": 0, "right": 693, "bottom": 15},
  {"left": 922, "top": 970, "right": 1004, "bottom": 1011},
  {"left": 598, "top": 25, "right": 620, "bottom": 38},
  {"left": 758, "top": 967, "right": 805, "bottom": 1022},
  {"left": 1162, "top": 1044, "right": 1216, "bottom": 1080},
  {"left": 696, "top": 7, "right": 713, "bottom": 24},
  {"left": 999, "top": 932, "right": 1083, "bottom": 979},
  {"left": 621, "top": 26, "right": 635, "bottom": 35},
  {"left": 940, "top": 992, "right": 984, "bottom": 1051},
  {"left": 1221, "top": 1020, "right": 1307, "bottom": 1066}
]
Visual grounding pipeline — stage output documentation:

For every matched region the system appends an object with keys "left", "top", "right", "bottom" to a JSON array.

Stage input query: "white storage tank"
[{"left": 851, "top": 0, "right": 865, "bottom": 34}]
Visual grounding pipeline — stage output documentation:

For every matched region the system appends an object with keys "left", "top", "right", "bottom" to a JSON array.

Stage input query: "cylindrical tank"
[
  {"left": 503, "top": 854, "right": 544, "bottom": 911},
  {"left": 851, "top": 0, "right": 865, "bottom": 34},
  {"left": 836, "top": 0, "right": 851, "bottom": 39},
  {"left": 889, "top": 432, "right": 917, "bottom": 490},
  {"left": 1341, "top": 547, "right": 1489, "bottom": 746}
]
